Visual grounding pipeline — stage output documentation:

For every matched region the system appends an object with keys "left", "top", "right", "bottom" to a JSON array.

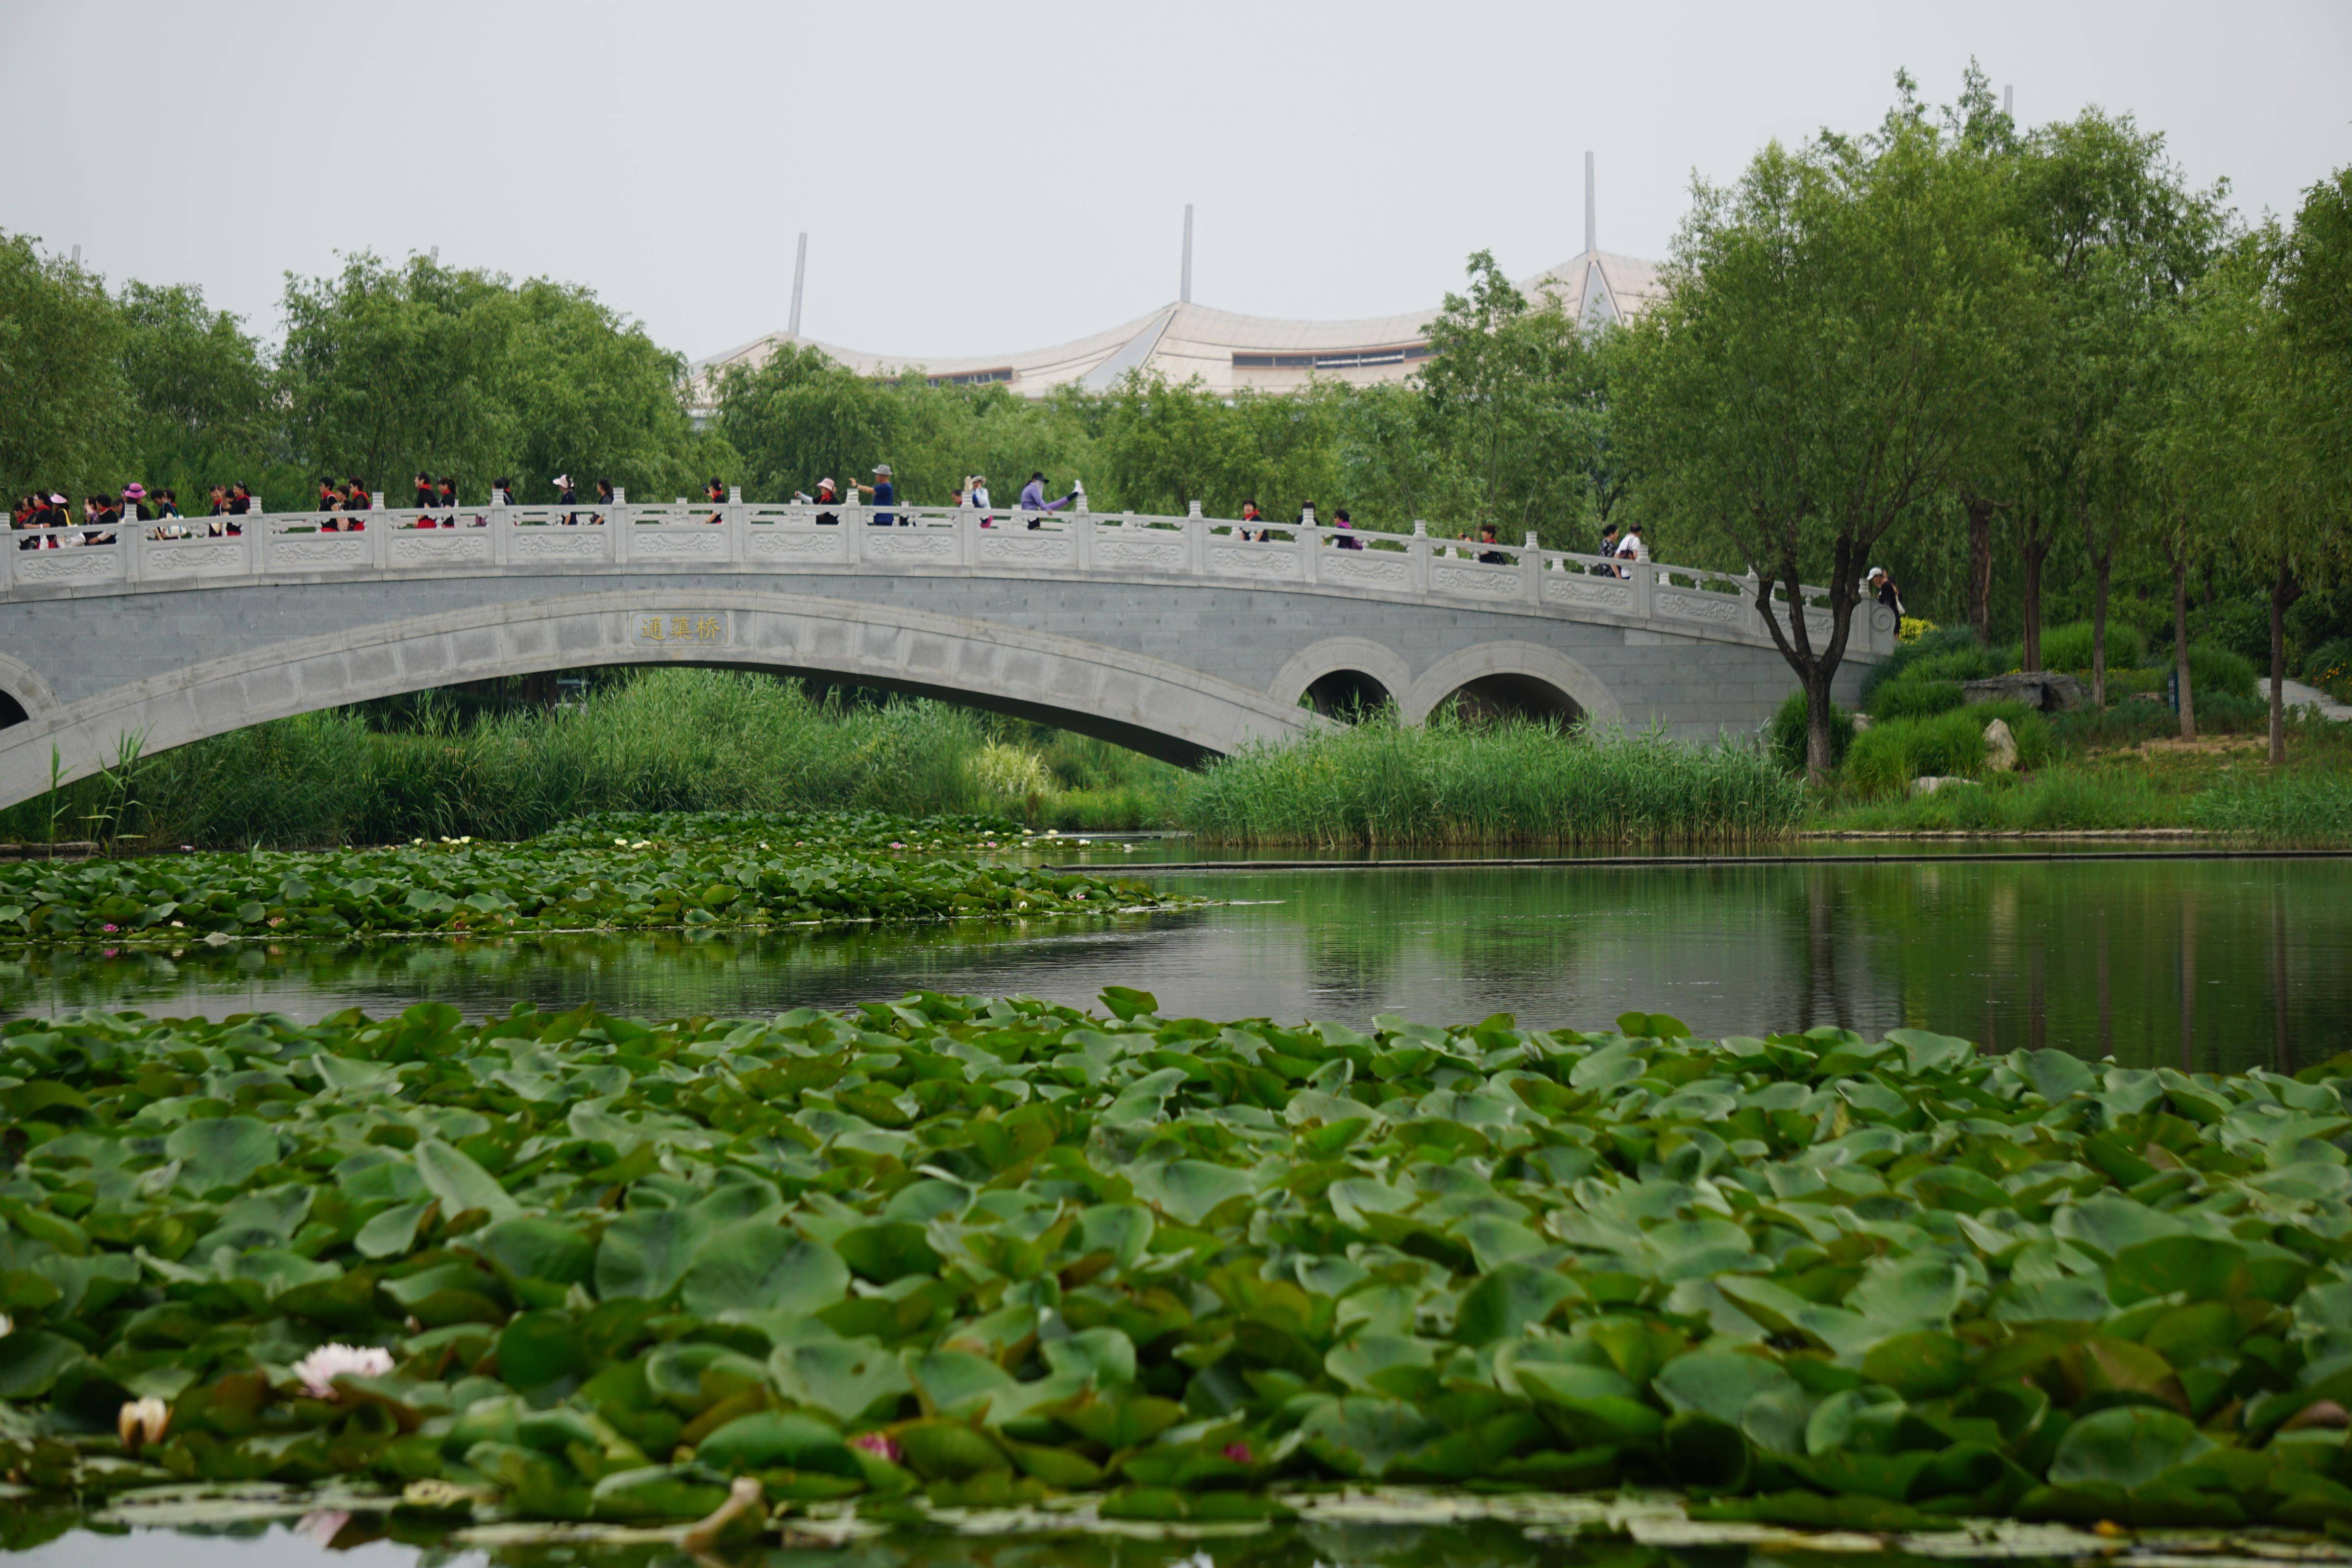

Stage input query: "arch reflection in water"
[{"left": 7, "top": 858, "right": 2346, "bottom": 1073}]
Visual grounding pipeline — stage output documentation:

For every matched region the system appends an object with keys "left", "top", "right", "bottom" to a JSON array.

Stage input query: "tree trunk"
[
  {"left": 2174, "top": 546, "right": 2196, "bottom": 742},
  {"left": 2090, "top": 550, "right": 2111, "bottom": 709},
  {"left": 1805, "top": 669, "right": 1838, "bottom": 782},
  {"left": 1965, "top": 497, "right": 1994, "bottom": 645},
  {"left": 2270, "top": 552, "right": 2302, "bottom": 768},
  {"left": 2020, "top": 512, "right": 2048, "bottom": 672}
]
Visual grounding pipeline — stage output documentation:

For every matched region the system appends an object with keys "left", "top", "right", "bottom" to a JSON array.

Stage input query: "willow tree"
[{"left": 1620, "top": 76, "right": 2029, "bottom": 775}]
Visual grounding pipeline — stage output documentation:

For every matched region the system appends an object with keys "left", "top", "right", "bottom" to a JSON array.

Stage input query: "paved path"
[{"left": 2283, "top": 679, "right": 2352, "bottom": 724}]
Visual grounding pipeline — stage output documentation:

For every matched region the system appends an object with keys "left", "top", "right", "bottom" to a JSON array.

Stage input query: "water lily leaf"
[
  {"left": 2023, "top": 1048, "right": 2098, "bottom": 1104},
  {"left": 165, "top": 1117, "right": 278, "bottom": 1196},
  {"left": 681, "top": 1225, "right": 849, "bottom": 1317},
  {"left": 1860, "top": 1331, "right": 1968, "bottom": 1399},
  {"left": 1297, "top": 1396, "right": 1447, "bottom": 1479},
  {"left": 413, "top": 1138, "right": 519, "bottom": 1223},
  {"left": 595, "top": 1207, "right": 716, "bottom": 1301},
  {"left": 832, "top": 1222, "right": 941, "bottom": 1283},
  {"left": 1127, "top": 1159, "right": 1255, "bottom": 1227},
  {"left": 498, "top": 1310, "right": 589, "bottom": 1391},
  {"left": 2049, "top": 1405, "right": 2215, "bottom": 1492},
  {"left": 894, "top": 1418, "right": 1008, "bottom": 1481},
  {"left": 354, "top": 1200, "right": 434, "bottom": 1260},
  {"left": 0, "top": 1328, "right": 84, "bottom": 1397},
  {"left": 466, "top": 1217, "right": 595, "bottom": 1288},
  {"left": 1455, "top": 1261, "right": 1579, "bottom": 1345},
  {"left": 695, "top": 1410, "right": 861, "bottom": 1477},
  {"left": 2107, "top": 1235, "right": 2248, "bottom": 1306},
  {"left": 769, "top": 1339, "right": 911, "bottom": 1424},
  {"left": 1651, "top": 1348, "right": 1802, "bottom": 1426}
]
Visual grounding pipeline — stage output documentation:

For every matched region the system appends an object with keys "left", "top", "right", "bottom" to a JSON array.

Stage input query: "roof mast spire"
[
  {"left": 1181, "top": 204, "right": 1194, "bottom": 305},
  {"left": 788, "top": 233, "right": 808, "bottom": 338},
  {"left": 1584, "top": 152, "right": 1597, "bottom": 255}
]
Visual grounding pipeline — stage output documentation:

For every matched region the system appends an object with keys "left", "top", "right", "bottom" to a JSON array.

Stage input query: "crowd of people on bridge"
[
  {"left": 11, "top": 482, "right": 259, "bottom": 549},
  {"left": 6, "top": 469, "right": 1714, "bottom": 595}
]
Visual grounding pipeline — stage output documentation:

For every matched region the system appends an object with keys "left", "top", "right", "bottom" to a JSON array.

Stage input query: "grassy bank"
[
  {"left": 1801, "top": 624, "right": 2352, "bottom": 840},
  {"left": 2, "top": 670, "right": 1188, "bottom": 850},
  {"left": 1181, "top": 714, "right": 1804, "bottom": 847}
]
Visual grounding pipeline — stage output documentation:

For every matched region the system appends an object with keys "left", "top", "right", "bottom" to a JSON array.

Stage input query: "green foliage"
[
  {"left": 1768, "top": 690, "right": 1852, "bottom": 775},
  {"left": 0, "top": 232, "right": 129, "bottom": 498},
  {"left": 1184, "top": 715, "right": 1804, "bottom": 846},
  {"left": 2185, "top": 772, "right": 2352, "bottom": 842},
  {"left": 1861, "top": 624, "right": 1990, "bottom": 698},
  {"left": 0, "top": 810, "right": 1172, "bottom": 947},
  {"left": 11, "top": 999, "right": 2352, "bottom": 1526},
  {"left": 2302, "top": 636, "right": 2352, "bottom": 685},
  {"left": 279, "top": 252, "right": 713, "bottom": 504},
  {"left": 2035, "top": 620, "right": 2147, "bottom": 672},
  {"left": 1844, "top": 704, "right": 2051, "bottom": 798},
  {"left": 1866, "top": 680, "right": 1964, "bottom": 721},
  {"left": 2187, "top": 645, "right": 2258, "bottom": 701}
]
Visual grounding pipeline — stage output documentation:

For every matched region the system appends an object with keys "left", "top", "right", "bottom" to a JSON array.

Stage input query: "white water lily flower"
[
  {"left": 293, "top": 1343, "right": 394, "bottom": 1399},
  {"left": 118, "top": 1395, "right": 171, "bottom": 1447},
  {"left": 0, "top": 1312, "right": 11, "bottom": 1338}
]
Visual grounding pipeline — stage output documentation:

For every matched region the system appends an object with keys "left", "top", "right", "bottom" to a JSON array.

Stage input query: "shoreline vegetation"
[
  {"left": 9, "top": 657, "right": 2350, "bottom": 857},
  {"left": 10, "top": 995, "right": 2352, "bottom": 1535}
]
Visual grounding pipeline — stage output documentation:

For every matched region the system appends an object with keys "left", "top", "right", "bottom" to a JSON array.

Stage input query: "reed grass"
[
  {"left": 0, "top": 671, "right": 1071, "bottom": 849},
  {"left": 2184, "top": 772, "right": 2352, "bottom": 843},
  {"left": 1178, "top": 714, "right": 1804, "bottom": 847}
]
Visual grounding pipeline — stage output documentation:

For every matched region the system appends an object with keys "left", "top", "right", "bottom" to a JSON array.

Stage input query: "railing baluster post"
[
  {"left": 726, "top": 486, "right": 745, "bottom": 564},
  {"left": 370, "top": 493, "right": 389, "bottom": 570},
  {"left": 1410, "top": 520, "right": 1429, "bottom": 594},
  {"left": 1185, "top": 503, "right": 1205, "bottom": 576},
  {"left": 1634, "top": 559, "right": 1656, "bottom": 621},
  {"left": 1300, "top": 523, "right": 1319, "bottom": 586}
]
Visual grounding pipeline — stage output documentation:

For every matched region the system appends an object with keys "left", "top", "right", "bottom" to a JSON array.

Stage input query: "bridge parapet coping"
[{"left": 4, "top": 500, "right": 1897, "bottom": 661}]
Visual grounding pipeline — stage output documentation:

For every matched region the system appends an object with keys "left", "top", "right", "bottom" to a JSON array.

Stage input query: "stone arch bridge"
[{"left": 0, "top": 494, "right": 1891, "bottom": 809}]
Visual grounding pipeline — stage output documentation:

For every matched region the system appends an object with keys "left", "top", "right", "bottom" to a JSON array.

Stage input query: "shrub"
[
  {"left": 2188, "top": 645, "right": 2258, "bottom": 701},
  {"left": 1842, "top": 703, "right": 2048, "bottom": 798},
  {"left": 1860, "top": 624, "right": 1984, "bottom": 701},
  {"left": 1768, "top": 688, "right": 1854, "bottom": 774},
  {"left": 2035, "top": 619, "right": 2147, "bottom": 673},
  {"left": 2302, "top": 637, "right": 2352, "bottom": 686},
  {"left": 1907, "top": 646, "right": 2001, "bottom": 685},
  {"left": 1867, "top": 679, "right": 1964, "bottom": 721}
]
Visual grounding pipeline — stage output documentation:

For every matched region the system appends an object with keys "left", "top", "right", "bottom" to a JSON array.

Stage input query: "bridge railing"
[{"left": 0, "top": 491, "right": 1888, "bottom": 655}]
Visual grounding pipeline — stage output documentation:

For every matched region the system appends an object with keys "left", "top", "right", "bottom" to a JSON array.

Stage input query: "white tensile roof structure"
[{"left": 688, "top": 247, "right": 1663, "bottom": 404}]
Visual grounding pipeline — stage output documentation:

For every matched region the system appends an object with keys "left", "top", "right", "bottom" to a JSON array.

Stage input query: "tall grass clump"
[
  {"left": 1180, "top": 715, "right": 1803, "bottom": 847},
  {"left": 1866, "top": 679, "right": 1964, "bottom": 721},
  {"left": 1766, "top": 690, "right": 1855, "bottom": 774},
  {"left": 1843, "top": 702, "right": 2050, "bottom": 798},
  {"left": 2036, "top": 620, "right": 2148, "bottom": 672},
  {"left": 2186, "top": 645, "right": 2259, "bottom": 701},
  {"left": 2185, "top": 773, "right": 2352, "bottom": 843}
]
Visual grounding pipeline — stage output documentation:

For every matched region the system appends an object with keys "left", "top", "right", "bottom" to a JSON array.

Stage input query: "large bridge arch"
[
  {"left": 1269, "top": 638, "right": 1415, "bottom": 719},
  {"left": 1402, "top": 642, "right": 1625, "bottom": 728},
  {"left": 0, "top": 590, "right": 1331, "bottom": 808}
]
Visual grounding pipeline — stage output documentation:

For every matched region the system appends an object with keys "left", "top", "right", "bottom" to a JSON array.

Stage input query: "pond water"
[{"left": 6, "top": 851, "right": 2348, "bottom": 1074}]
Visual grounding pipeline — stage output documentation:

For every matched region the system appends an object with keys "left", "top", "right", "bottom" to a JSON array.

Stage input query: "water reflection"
[{"left": 3, "top": 859, "right": 2346, "bottom": 1073}]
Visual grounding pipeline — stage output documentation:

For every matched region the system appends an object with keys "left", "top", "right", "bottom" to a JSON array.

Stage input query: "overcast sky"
[{"left": 6, "top": 0, "right": 2349, "bottom": 366}]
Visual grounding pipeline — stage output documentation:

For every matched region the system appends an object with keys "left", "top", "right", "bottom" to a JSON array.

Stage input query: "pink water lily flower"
[
  {"left": 849, "top": 1431, "right": 903, "bottom": 1463},
  {"left": 1222, "top": 1441, "right": 1254, "bottom": 1465},
  {"left": 292, "top": 1343, "right": 393, "bottom": 1399}
]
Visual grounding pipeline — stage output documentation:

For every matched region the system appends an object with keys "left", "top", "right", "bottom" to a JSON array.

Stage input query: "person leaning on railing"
[
  {"left": 854, "top": 465, "right": 897, "bottom": 526},
  {"left": 1017, "top": 471, "right": 1073, "bottom": 531}
]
